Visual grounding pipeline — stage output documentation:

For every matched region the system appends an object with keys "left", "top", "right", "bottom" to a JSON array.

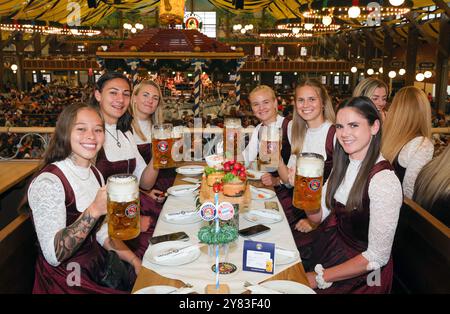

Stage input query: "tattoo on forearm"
[{"left": 54, "top": 211, "right": 98, "bottom": 262}]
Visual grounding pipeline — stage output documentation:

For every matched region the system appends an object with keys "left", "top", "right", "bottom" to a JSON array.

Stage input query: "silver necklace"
[
  {"left": 65, "top": 158, "right": 91, "bottom": 181},
  {"left": 105, "top": 128, "right": 121, "bottom": 148}
]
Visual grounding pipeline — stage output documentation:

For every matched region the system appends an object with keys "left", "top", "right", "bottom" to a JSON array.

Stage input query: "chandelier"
[
  {"left": 299, "top": 0, "right": 412, "bottom": 22},
  {"left": 0, "top": 23, "right": 101, "bottom": 36},
  {"left": 275, "top": 18, "right": 340, "bottom": 34}
]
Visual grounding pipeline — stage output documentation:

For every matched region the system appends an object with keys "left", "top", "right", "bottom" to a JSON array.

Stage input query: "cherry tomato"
[
  {"left": 231, "top": 169, "right": 239, "bottom": 176},
  {"left": 223, "top": 164, "right": 231, "bottom": 172},
  {"left": 213, "top": 182, "right": 221, "bottom": 193}
]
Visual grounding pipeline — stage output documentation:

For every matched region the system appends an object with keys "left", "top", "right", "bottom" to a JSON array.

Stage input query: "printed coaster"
[{"left": 211, "top": 262, "right": 237, "bottom": 274}]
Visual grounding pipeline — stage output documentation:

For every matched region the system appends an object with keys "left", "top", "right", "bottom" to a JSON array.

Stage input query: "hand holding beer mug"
[
  {"left": 258, "top": 124, "right": 281, "bottom": 172},
  {"left": 152, "top": 123, "right": 175, "bottom": 169},
  {"left": 107, "top": 174, "right": 140, "bottom": 240},
  {"left": 293, "top": 153, "right": 324, "bottom": 214}
]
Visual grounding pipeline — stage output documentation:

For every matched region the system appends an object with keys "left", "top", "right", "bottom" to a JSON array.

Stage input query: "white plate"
[
  {"left": 275, "top": 248, "right": 299, "bottom": 265},
  {"left": 167, "top": 184, "right": 199, "bottom": 196},
  {"left": 250, "top": 187, "right": 276, "bottom": 200},
  {"left": 133, "top": 285, "right": 179, "bottom": 294},
  {"left": 246, "top": 169, "right": 265, "bottom": 181},
  {"left": 176, "top": 165, "right": 204, "bottom": 177},
  {"left": 244, "top": 209, "right": 283, "bottom": 224},
  {"left": 161, "top": 211, "right": 202, "bottom": 225},
  {"left": 260, "top": 280, "right": 316, "bottom": 294},
  {"left": 146, "top": 241, "right": 201, "bottom": 266}
]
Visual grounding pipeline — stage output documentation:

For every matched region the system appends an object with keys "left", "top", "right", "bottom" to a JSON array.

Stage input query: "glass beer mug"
[
  {"left": 258, "top": 124, "right": 281, "bottom": 172},
  {"left": 223, "top": 118, "right": 243, "bottom": 162},
  {"left": 152, "top": 123, "right": 175, "bottom": 169},
  {"left": 107, "top": 174, "right": 140, "bottom": 240},
  {"left": 293, "top": 153, "right": 324, "bottom": 214}
]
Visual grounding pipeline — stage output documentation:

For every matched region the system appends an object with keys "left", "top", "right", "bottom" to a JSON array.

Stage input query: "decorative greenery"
[{"left": 198, "top": 224, "right": 238, "bottom": 244}]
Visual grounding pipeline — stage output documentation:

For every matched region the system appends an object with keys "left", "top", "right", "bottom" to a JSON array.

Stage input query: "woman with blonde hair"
[
  {"left": 353, "top": 78, "right": 389, "bottom": 120},
  {"left": 128, "top": 80, "right": 175, "bottom": 220},
  {"left": 382, "top": 86, "right": 434, "bottom": 198},
  {"left": 413, "top": 145, "right": 450, "bottom": 227}
]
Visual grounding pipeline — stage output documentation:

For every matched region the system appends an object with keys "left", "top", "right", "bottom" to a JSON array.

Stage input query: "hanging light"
[
  {"left": 10, "top": 64, "right": 18, "bottom": 73},
  {"left": 351, "top": 66, "right": 358, "bottom": 73},
  {"left": 424, "top": 71, "right": 432, "bottom": 78},
  {"left": 348, "top": 6, "right": 361, "bottom": 18},
  {"left": 135, "top": 23, "right": 144, "bottom": 30},
  {"left": 123, "top": 23, "right": 132, "bottom": 30},
  {"left": 379, "top": 67, "right": 383, "bottom": 74},
  {"left": 367, "top": 68, "right": 374, "bottom": 75},
  {"left": 235, "top": 24, "right": 242, "bottom": 30},
  {"left": 389, "top": 0, "right": 405, "bottom": 6},
  {"left": 292, "top": 27, "right": 300, "bottom": 34},
  {"left": 131, "top": 27, "right": 137, "bottom": 33},
  {"left": 322, "top": 16, "right": 332, "bottom": 26},
  {"left": 415, "top": 73, "right": 425, "bottom": 81},
  {"left": 304, "top": 23, "right": 314, "bottom": 30},
  {"left": 240, "top": 28, "right": 246, "bottom": 34},
  {"left": 388, "top": 71, "right": 396, "bottom": 78},
  {"left": 398, "top": 68, "right": 406, "bottom": 75}
]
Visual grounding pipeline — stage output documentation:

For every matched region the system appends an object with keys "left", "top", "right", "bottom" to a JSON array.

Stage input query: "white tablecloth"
[{"left": 142, "top": 186, "right": 301, "bottom": 294}]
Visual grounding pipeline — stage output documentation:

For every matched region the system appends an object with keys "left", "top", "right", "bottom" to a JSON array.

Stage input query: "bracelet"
[{"left": 314, "top": 264, "right": 333, "bottom": 289}]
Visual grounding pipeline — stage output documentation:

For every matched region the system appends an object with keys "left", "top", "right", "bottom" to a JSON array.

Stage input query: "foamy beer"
[
  {"left": 293, "top": 153, "right": 324, "bottom": 214},
  {"left": 152, "top": 123, "right": 175, "bottom": 169},
  {"left": 171, "top": 125, "right": 184, "bottom": 163},
  {"left": 107, "top": 174, "right": 140, "bottom": 240},
  {"left": 223, "top": 118, "right": 243, "bottom": 162},
  {"left": 258, "top": 124, "right": 281, "bottom": 172}
]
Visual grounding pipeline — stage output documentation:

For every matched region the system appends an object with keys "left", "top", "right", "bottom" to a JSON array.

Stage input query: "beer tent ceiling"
[{"left": 0, "top": 0, "right": 442, "bottom": 25}]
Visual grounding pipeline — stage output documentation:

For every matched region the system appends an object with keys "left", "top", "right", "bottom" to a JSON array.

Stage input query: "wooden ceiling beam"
[
  {"left": 363, "top": 29, "right": 388, "bottom": 55},
  {"left": 382, "top": 23, "right": 407, "bottom": 49},
  {"left": 433, "top": 0, "right": 450, "bottom": 18}
]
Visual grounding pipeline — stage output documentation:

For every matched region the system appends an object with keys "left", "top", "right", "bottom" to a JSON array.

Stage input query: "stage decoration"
[
  {"left": 159, "top": 0, "right": 186, "bottom": 25},
  {"left": 184, "top": 13, "right": 203, "bottom": 30}
]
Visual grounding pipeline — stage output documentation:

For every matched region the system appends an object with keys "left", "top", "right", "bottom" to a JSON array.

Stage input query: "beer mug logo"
[
  {"left": 125, "top": 204, "right": 138, "bottom": 218},
  {"left": 266, "top": 142, "right": 274, "bottom": 153},
  {"left": 160, "top": 156, "right": 168, "bottom": 165},
  {"left": 309, "top": 179, "right": 321, "bottom": 192},
  {"left": 157, "top": 141, "right": 169, "bottom": 153}
]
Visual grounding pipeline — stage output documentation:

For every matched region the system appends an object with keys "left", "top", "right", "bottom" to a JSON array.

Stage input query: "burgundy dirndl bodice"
[
  {"left": 303, "top": 160, "right": 395, "bottom": 294},
  {"left": 31, "top": 164, "right": 133, "bottom": 294},
  {"left": 392, "top": 155, "right": 406, "bottom": 184}
]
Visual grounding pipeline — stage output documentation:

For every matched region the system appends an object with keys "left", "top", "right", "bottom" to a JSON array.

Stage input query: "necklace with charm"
[{"left": 105, "top": 128, "right": 121, "bottom": 148}]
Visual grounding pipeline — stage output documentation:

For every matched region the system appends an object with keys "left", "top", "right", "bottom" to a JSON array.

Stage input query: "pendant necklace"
[{"left": 106, "top": 128, "right": 121, "bottom": 148}]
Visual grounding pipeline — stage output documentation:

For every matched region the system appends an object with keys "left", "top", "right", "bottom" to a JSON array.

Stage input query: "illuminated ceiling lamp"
[
  {"left": 322, "top": 15, "right": 333, "bottom": 26},
  {"left": 398, "top": 68, "right": 406, "bottom": 75},
  {"left": 424, "top": 71, "right": 432, "bottom": 78},
  {"left": 367, "top": 68, "right": 374, "bottom": 75},
  {"left": 351, "top": 66, "right": 357, "bottom": 73},
  {"left": 389, "top": 0, "right": 405, "bottom": 6},
  {"left": 304, "top": 23, "right": 314, "bottom": 30},
  {"left": 10, "top": 64, "right": 18, "bottom": 73},
  {"left": 415, "top": 73, "right": 425, "bottom": 81},
  {"left": 348, "top": 0, "right": 361, "bottom": 18},
  {"left": 388, "top": 70, "right": 396, "bottom": 78},
  {"left": 159, "top": 0, "right": 185, "bottom": 25}
]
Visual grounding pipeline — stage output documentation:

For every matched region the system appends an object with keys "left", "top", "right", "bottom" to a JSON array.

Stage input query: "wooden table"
[
  {"left": 0, "top": 160, "right": 40, "bottom": 194},
  {"left": 132, "top": 163, "right": 310, "bottom": 293}
]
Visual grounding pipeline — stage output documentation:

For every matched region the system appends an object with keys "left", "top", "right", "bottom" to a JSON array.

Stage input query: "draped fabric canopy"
[{"left": 0, "top": 0, "right": 438, "bottom": 26}]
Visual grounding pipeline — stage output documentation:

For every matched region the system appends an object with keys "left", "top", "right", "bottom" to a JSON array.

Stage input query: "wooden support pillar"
[
  {"left": 405, "top": 25, "right": 419, "bottom": 86},
  {"left": 382, "top": 31, "right": 393, "bottom": 85},
  {"left": 364, "top": 32, "right": 375, "bottom": 78},
  {"left": 434, "top": 14, "right": 450, "bottom": 113}
]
